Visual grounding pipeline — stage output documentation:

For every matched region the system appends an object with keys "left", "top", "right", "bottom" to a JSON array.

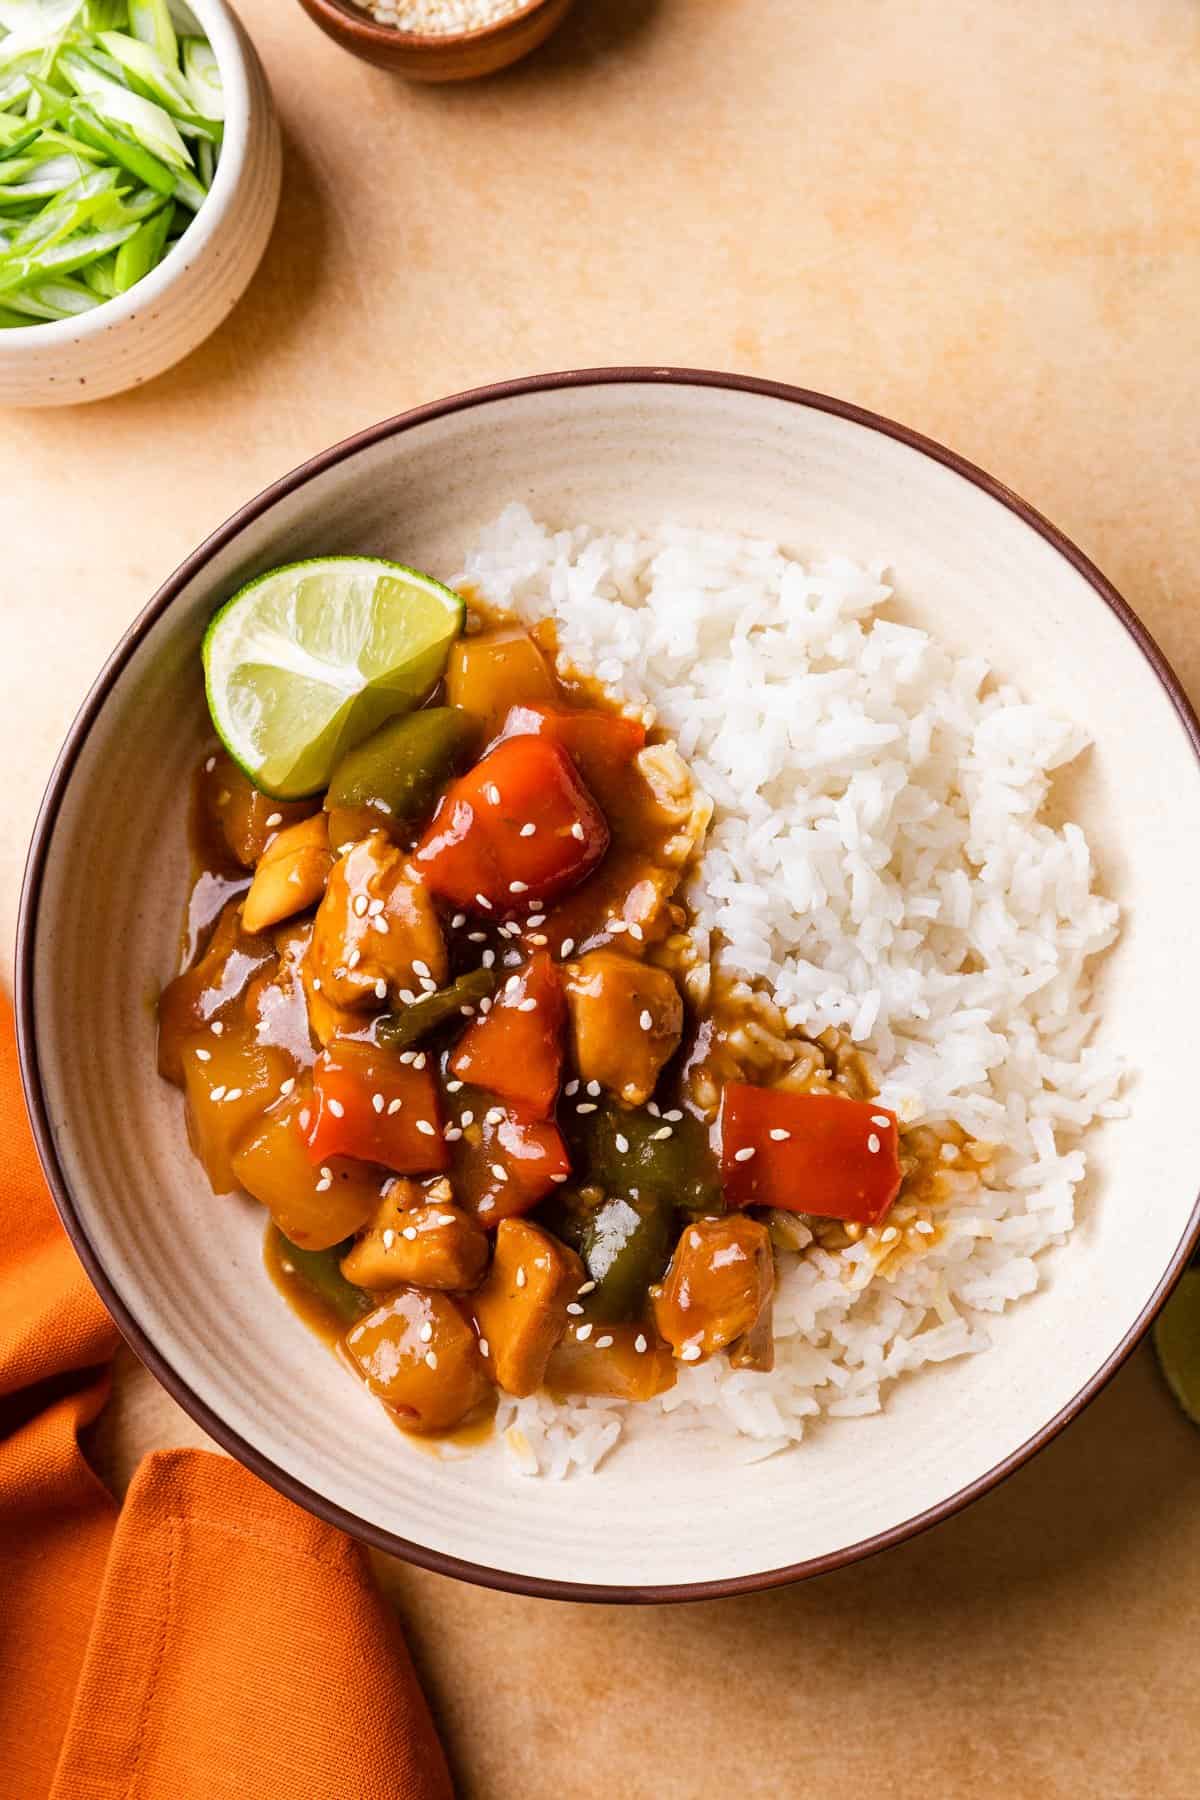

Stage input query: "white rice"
[{"left": 455, "top": 506, "right": 1125, "bottom": 1478}]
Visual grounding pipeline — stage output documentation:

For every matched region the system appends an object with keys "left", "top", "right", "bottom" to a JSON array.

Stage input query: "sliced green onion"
[{"left": 0, "top": 1, "right": 219, "bottom": 322}]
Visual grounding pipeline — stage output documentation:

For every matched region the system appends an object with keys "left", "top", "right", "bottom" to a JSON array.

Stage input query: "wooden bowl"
[
  {"left": 295, "top": 0, "right": 573, "bottom": 81},
  {"left": 18, "top": 370, "right": 1200, "bottom": 1600}
]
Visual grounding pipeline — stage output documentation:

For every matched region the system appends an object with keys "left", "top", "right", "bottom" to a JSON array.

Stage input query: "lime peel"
[{"left": 203, "top": 557, "right": 465, "bottom": 800}]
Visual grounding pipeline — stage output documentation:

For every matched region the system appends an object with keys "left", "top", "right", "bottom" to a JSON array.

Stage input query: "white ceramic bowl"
[
  {"left": 0, "top": 0, "right": 280, "bottom": 408},
  {"left": 18, "top": 371, "right": 1200, "bottom": 1599}
]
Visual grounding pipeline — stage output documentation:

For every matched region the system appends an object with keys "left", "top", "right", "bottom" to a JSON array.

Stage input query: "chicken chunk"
[
  {"left": 307, "top": 833, "right": 447, "bottom": 1011},
  {"left": 652, "top": 1215, "right": 775, "bottom": 1364},
  {"left": 471, "top": 1218, "right": 583, "bottom": 1398},
  {"left": 340, "top": 1181, "right": 489, "bottom": 1292},
  {"left": 344, "top": 1289, "right": 490, "bottom": 1434},
  {"left": 241, "top": 815, "right": 333, "bottom": 934},
  {"left": 564, "top": 950, "right": 684, "bottom": 1106}
]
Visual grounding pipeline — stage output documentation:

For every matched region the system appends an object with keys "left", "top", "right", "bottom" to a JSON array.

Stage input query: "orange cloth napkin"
[{"left": 0, "top": 999, "right": 453, "bottom": 1800}]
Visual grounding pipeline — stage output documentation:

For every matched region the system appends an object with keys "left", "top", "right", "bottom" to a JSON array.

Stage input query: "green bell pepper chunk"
[
  {"left": 272, "top": 1231, "right": 371, "bottom": 1327},
  {"left": 375, "top": 966, "right": 498, "bottom": 1054},
  {"left": 325, "top": 707, "right": 475, "bottom": 827},
  {"left": 581, "top": 1194, "right": 674, "bottom": 1322}
]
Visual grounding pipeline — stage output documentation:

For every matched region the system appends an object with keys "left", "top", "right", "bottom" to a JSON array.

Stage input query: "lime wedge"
[
  {"left": 203, "top": 559, "right": 464, "bottom": 799},
  {"left": 1153, "top": 1267, "right": 1200, "bottom": 1425}
]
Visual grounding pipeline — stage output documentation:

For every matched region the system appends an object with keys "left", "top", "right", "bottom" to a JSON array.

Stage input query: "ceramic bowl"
[
  {"left": 294, "top": 0, "right": 573, "bottom": 82},
  {"left": 0, "top": 0, "right": 281, "bottom": 409},
  {"left": 18, "top": 370, "right": 1200, "bottom": 1599}
]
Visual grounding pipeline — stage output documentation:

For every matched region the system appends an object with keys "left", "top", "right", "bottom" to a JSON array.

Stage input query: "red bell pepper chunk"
[
  {"left": 720, "top": 1085, "right": 901, "bottom": 1226},
  {"left": 494, "top": 704, "right": 646, "bottom": 818},
  {"left": 303, "top": 1040, "right": 448, "bottom": 1173},
  {"left": 448, "top": 951, "right": 564, "bottom": 1117},
  {"left": 450, "top": 1103, "right": 571, "bottom": 1225},
  {"left": 413, "top": 734, "right": 609, "bottom": 915}
]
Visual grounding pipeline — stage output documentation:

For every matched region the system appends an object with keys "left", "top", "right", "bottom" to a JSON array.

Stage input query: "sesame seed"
[
  {"left": 528, "top": 934, "right": 548, "bottom": 946},
  {"left": 445, "top": 1079, "right": 464, "bottom": 1093},
  {"left": 481, "top": 949, "right": 496, "bottom": 968},
  {"left": 419, "top": 1320, "right": 433, "bottom": 1342},
  {"left": 468, "top": 931, "right": 487, "bottom": 943},
  {"left": 353, "top": 895, "right": 369, "bottom": 918},
  {"left": 421, "top": 977, "right": 437, "bottom": 993},
  {"left": 372, "top": 1092, "right": 385, "bottom": 1113},
  {"left": 279, "top": 1077, "right": 294, "bottom": 1095},
  {"left": 646, "top": 1100, "right": 661, "bottom": 1117},
  {"left": 575, "top": 1323, "right": 593, "bottom": 1341},
  {"left": 412, "top": 960, "right": 431, "bottom": 979},
  {"left": 479, "top": 997, "right": 492, "bottom": 1014},
  {"left": 315, "top": 1176, "right": 331, "bottom": 1193},
  {"left": 867, "top": 1134, "right": 881, "bottom": 1154},
  {"left": 382, "top": 1229, "right": 396, "bottom": 1249},
  {"left": 399, "top": 1051, "right": 415, "bottom": 1065},
  {"left": 299, "top": 1109, "right": 311, "bottom": 1131},
  {"left": 527, "top": 914, "right": 545, "bottom": 928},
  {"left": 517, "top": 997, "right": 537, "bottom": 1012},
  {"left": 515, "top": 1267, "right": 527, "bottom": 1289},
  {"left": 327, "top": 1098, "right": 345, "bottom": 1118},
  {"left": 577, "top": 1281, "right": 596, "bottom": 1295},
  {"left": 769, "top": 1128, "right": 791, "bottom": 1141},
  {"left": 652, "top": 1126, "right": 673, "bottom": 1141},
  {"left": 486, "top": 1108, "right": 504, "bottom": 1124},
  {"left": 628, "top": 923, "right": 644, "bottom": 941},
  {"left": 616, "top": 1134, "right": 630, "bottom": 1154},
  {"left": 475, "top": 893, "right": 493, "bottom": 911},
  {"left": 387, "top": 1098, "right": 402, "bottom": 1115},
  {"left": 311, "top": 977, "right": 322, "bottom": 991},
  {"left": 571, "top": 822, "right": 585, "bottom": 840},
  {"left": 416, "top": 1120, "right": 436, "bottom": 1136},
  {"left": 560, "top": 938, "right": 576, "bottom": 956},
  {"left": 375, "top": 979, "right": 388, "bottom": 999},
  {"left": 550, "top": 1172, "right": 568, "bottom": 1183},
  {"left": 491, "top": 1163, "right": 508, "bottom": 1181},
  {"left": 639, "top": 1009, "right": 653, "bottom": 1031},
  {"left": 595, "top": 1334, "right": 614, "bottom": 1349},
  {"left": 479, "top": 1198, "right": 495, "bottom": 1213},
  {"left": 915, "top": 1220, "right": 934, "bottom": 1235},
  {"left": 880, "top": 1226, "right": 899, "bottom": 1243},
  {"left": 509, "top": 880, "right": 528, "bottom": 895},
  {"left": 479, "top": 1338, "right": 490, "bottom": 1357},
  {"left": 576, "top": 1102, "right": 597, "bottom": 1114},
  {"left": 681, "top": 1344, "right": 702, "bottom": 1362},
  {"left": 372, "top": 918, "right": 389, "bottom": 936},
  {"left": 461, "top": 1111, "right": 475, "bottom": 1127},
  {"left": 211, "top": 1021, "right": 224, "bottom": 1036},
  {"left": 425, "top": 1350, "right": 439, "bottom": 1370},
  {"left": 413, "top": 1053, "right": 427, "bottom": 1069},
  {"left": 347, "top": 949, "right": 361, "bottom": 969},
  {"left": 195, "top": 1048, "right": 211, "bottom": 1063},
  {"left": 485, "top": 783, "right": 501, "bottom": 805},
  {"left": 608, "top": 919, "right": 626, "bottom": 933},
  {"left": 664, "top": 1109, "right": 683, "bottom": 1122},
  {"left": 368, "top": 899, "right": 385, "bottom": 917},
  {"left": 451, "top": 913, "right": 466, "bottom": 929},
  {"left": 227, "top": 1086, "right": 246, "bottom": 1103},
  {"left": 519, "top": 823, "right": 536, "bottom": 837},
  {"left": 210, "top": 1085, "right": 226, "bottom": 1102},
  {"left": 402, "top": 1226, "right": 418, "bottom": 1240},
  {"left": 399, "top": 988, "right": 417, "bottom": 1005},
  {"left": 460, "top": 1005, "right": 475, "bottom": 1016},
  {"left": 564, "top": 1079, "right": 580, "bottom": 1097},
  {"left": 634, "top": 1334, "right": 648, "bottom": 1354},
  {"left": 204, "top": 755, "right": 216, "bottom": 772},
  {"left": 505, "top": 974, "right": 521, "bottom": 995},
  {"left": 871, "top": 1115, "right": 891, "bottom": 1128},
  {"left": 444, "top": 1126, "right": 463, "bottom": 1141},
  {"left": 566, "top": 1302, "right": 584, "bottom": 1316},
  {"left": 734, "top": 1146, "right": 756, "bottom": 1162}
]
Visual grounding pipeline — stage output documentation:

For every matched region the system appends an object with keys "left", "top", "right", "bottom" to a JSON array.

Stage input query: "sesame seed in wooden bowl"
[{"left": 295, "top": 0, "right": 574, "bottom": 81}]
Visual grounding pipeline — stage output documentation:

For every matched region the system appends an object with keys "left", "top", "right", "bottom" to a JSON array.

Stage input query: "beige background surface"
[{"left": 4, "top": 1, "right": 1199, "bottom": 1795}]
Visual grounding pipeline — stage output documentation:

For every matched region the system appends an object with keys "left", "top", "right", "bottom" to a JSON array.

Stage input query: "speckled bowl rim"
[{"left": 17, "top": 367, "right": 1200, "bottom": 1604}]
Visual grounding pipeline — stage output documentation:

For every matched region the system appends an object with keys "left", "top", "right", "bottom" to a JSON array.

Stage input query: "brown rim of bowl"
[
  {"left": 300, "top": 0, "right": 557, "bottom": 51},
  {"left": 17, "top": 367, "right": 1200, "bottom": 1605}
]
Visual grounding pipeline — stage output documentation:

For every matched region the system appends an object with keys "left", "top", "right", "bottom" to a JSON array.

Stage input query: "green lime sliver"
[
  {"left": 203, "top": 558, "right": 465, "bottom": 799},
  {"left": 1153, "top": 1268, "right": 1200, "bottom": 1426}
]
